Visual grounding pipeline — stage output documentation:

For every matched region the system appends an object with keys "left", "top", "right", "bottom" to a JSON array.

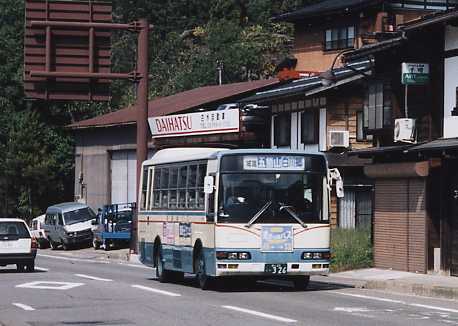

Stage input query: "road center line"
[
  {"left": 334, "top": 292, "right": 458, "bottom": 314},
  {"left": 222, "top": 305, "right": 297, "bottom": 323},
  {"left": 12, "top": 303, "right": 35, "bottom": 311},
  {"left": 131, "top": 284, "right": 181, "bottom": 297},
  {"left": 74, "top": 274, "right": 113, "bottom": 282}
]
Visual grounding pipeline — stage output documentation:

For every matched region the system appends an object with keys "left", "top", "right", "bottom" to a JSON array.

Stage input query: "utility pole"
[
  {"left": 217, "top": 60, "right": 223, "bottom": 85},
  {"left": 132, "top": 18, "right": 150, "bottom": 254}
]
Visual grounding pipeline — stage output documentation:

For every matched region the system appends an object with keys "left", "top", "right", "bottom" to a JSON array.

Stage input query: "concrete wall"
[
  {"left": 74, "top": 125, "right": 137, "bottom": 210},
  {"left": 444, "top": 25, "right": 458, "bottom": 138}
]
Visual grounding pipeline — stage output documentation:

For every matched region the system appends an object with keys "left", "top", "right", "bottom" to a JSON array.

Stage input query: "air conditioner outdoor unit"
[
  {"left": 329, "top": 130, "right": 350, "bottom": 148},
  {"left": 394, "top": 118, "right": 416, "bottom": 143}
]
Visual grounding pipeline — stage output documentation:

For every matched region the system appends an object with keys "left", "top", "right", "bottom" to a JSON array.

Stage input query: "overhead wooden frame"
[{"left": 24, "top": 0, "right": 114, "bottom": 101}]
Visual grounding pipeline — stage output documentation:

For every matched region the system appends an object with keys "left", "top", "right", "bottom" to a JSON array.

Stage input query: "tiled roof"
[
  {"left": 69, "top": 79, "right": 279, "bottom": 129},
  {"left": 242, "top": 60, "right": 372, "bottom": 103},
  {"left": 274, "top": 0, "right": 383, "bottom": 22}
]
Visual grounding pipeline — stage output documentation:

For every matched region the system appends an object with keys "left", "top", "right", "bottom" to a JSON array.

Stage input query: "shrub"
[{"left": 330, "top": 227, "right": 373, "bottom": 273}]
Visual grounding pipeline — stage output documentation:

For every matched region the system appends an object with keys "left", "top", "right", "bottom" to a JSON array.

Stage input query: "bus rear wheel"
[
  {"left": 195, "top": 251, "right": 212, "bottom": 290},
  {"left": 155, "top": 246, "right": 172, "bottom": 283}
]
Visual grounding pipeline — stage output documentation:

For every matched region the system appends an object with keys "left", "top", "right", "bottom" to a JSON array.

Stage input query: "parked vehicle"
[
  {"left": 0, "top": 218, "right": 37, "bottom": 272},
  {"left": 43, "top": 202, "right": 96, "bottom": 250},
  {"left": 92, "top": 203, "right": 134, "bottom": 251},
  {"left": 30, "top": 214, "right": 49, "bottom": 249}
]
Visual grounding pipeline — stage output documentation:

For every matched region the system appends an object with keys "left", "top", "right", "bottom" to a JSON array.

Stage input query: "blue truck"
[{"left": 92, "top": 203, "right": 135, "bottom": 251}]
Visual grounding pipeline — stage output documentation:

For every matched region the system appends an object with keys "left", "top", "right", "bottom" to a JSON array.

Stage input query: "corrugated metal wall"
[{"left": 374, "top": 178, "right": 427, "bottom": 273}]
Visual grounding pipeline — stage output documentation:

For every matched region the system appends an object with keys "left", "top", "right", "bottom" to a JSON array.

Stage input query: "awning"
[
  {"left": 405, "top": 138, "right": 458, "bottom": 154},
  {"left": 241, "top": 60, "right": 372, "bottom": 103},
  {"left": 348, "top": 145, "right": 414, "bottom": 158}
]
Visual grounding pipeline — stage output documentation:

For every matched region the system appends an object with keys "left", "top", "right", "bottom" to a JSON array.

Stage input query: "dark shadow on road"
[
  {"left": 0, "top": 268, "right": 47, "bottom": 274},
  {"left": 146, "top": 275, "right": 354, "bottom": 293}
]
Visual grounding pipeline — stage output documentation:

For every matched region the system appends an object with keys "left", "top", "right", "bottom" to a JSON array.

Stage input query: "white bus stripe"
[
  {"left": 334, "top": 292, "right": 458, "bottom": 314},
  {"left": 222, "top": 305, "right": 297, "bottom": 323},
  {"left": 13, "top": 303, "right": 35, "bottom": 311},
  {"left": 131, "top": 284, "right": 181, "bottom": 297},
  {"left": 74, "top": 274, "right": 113, "bottom": 282}
]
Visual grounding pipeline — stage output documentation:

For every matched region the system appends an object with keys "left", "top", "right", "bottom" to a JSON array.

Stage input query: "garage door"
[{"left": 111, "top": 151, "right": 137, "bottom": 204}]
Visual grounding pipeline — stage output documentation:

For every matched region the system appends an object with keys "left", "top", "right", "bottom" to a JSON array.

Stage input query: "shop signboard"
[
  {"left": 149, "top": 109, "right": 240, "bottom": 138},
  {"left": 401, "top": 63, "right": 430, "bottom": 85}
]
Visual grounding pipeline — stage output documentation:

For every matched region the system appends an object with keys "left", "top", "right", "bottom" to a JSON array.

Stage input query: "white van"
[
  {"left": 43, "top": 202, "right": 95, "bottom": 250},
  {"left": 31, "top": 214, "right": 49, "bottom": 249},
  {"left": 0, "top": 218, "right": 37, "bottom": 272}
]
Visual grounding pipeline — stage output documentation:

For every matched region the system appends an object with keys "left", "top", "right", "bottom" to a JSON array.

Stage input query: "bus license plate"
[{"left": 265, "top": 264, "right": 287, "bottom": 274}]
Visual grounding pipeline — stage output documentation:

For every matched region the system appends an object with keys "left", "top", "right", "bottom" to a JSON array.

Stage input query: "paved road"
[{"left": 0, "top": 250, "right": 457, "bottom": 326}]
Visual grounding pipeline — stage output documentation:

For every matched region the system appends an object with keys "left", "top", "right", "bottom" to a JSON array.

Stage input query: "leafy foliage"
[
  {"left": 0, "top": 0, "right": 318, "bottom": 220},
  {"left": 330, "top": 228, "right": 373, "bottom": 272}
]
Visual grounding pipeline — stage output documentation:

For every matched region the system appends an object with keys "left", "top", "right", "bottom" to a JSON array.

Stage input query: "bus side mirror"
[{"left": 204, "top": 176, "right": 214, "bottom": 194}]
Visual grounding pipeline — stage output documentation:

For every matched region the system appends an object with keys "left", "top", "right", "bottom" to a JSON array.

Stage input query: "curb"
[{"left": 363, "top": 280, "right": 458, "bottom": 301}]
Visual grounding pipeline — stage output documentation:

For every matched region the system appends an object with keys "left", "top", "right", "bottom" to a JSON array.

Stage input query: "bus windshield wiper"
[
  {"left": 279, "top": 204, "right": 308, "bottom": 228},
  {"left": 245, "top": 201, "right": 272, "bottom": 228}
]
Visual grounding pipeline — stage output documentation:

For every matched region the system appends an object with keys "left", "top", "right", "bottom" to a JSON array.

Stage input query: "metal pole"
[
  {"left": 132, "top": 18, "right": 149, "bottom": 254},
  {"left": 405, "top": 84, "right": 409, "bottom": 118}
]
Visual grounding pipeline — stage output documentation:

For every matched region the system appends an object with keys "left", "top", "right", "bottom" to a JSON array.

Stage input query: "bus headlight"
[
  {"left": 302, "top": 252, "right": 330, "bottom": 260},
  {"left": 216, "top": 251, "right": 251, "bottom": 260}
]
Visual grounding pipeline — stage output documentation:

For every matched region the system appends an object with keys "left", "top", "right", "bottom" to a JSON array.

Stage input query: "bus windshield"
[{"left": 218, "top": 173, "right": 324, "bottom": 224}]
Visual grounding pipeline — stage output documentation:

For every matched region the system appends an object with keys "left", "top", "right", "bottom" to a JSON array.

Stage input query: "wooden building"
[{"left": 346, "top": 10, "right": 458, "bottom": 276}]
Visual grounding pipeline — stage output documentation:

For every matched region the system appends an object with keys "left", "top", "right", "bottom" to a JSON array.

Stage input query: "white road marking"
[
  {"left": 334, "top": 292, "right": 404, "bottom": 304},
  {"left": 334, "top": 292, "right": 458, "bottom": 314},
  {"left": 35, "top": 267, "right": 49, "bottom": 271},
  {"left": 334, "top": 307, "right": 370, "bottom": 313},
  {"left": 16, "top": 281, "right": 84, "bottom": 291},
  {"left": 222, "top": 305, "right": 297, "bottom": 323},
  {"left": 74, "top": 274, "right": 113, "bottom": 282},
  {"left": 410, "top": 304, "right": 458, "bottom": 314},
  {"left": 12, "top": 303, "right": 35, "bottom": 311},
  {"left": 37, "top": 253, "right": 109, "bottom": 264},
  {"left": 118, "top": 263, "right": 151, "bottom": 269},
  {"left": 131, "top": 284, "right": 181, "bottom": 297}
]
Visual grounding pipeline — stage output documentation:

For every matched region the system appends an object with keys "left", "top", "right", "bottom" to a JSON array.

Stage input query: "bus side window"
[
  {"left": 178, "top": 166, "right": 187, "bottom": 209},
  {"left": 197, "top": 164, "right": 206, "bottom": 209},
  {"left": 140, "top": 166, "right": 149, "bottom": 210},
  {"left": 187, "top": 165, "right": 197, "bottom": 209}
]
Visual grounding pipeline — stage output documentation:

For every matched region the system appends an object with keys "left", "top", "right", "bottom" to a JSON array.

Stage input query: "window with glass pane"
[
  {"left": 168, "top": 167, "right": 178, "bottom": 208},
  {"left": 301, "top": 111, "right": 317, "bottom": 144},
  {"left": 178, "top": 166, "right": 187, "bottom": 208},
  {"left": 140, "top": 166, "right": 149, "bottom": 210},
  {"left": 187, "top": 165, "right": 198, "bottom": 209},
  {"left": 197, "top": 165, "right": 206, "bottom": 209},
  {"left": 364, "top": 80, "right": 393, "bottom": 132},
  {"left": 273, "top": 113, "right": 291, "bottom": 147},
  {"left": 325, "top": 26, "right": 355, "bottom": 50}
]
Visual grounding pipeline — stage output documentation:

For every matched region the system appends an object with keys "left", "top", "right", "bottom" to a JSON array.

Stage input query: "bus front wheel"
[{"left": 195, "top": 251, "right": 212, "bottom": 290}]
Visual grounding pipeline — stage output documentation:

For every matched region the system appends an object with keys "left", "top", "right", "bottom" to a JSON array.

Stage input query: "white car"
[
  {"left": 31, "top": 214, "right": 49, "bottom": 249},
  {"left": 0, "top": 218, "right": 37, "bottom": 272}
]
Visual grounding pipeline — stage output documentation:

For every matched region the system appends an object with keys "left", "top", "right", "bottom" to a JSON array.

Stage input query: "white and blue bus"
[{"left": 138, "top": 148, "right": 331, "bottom": 290}]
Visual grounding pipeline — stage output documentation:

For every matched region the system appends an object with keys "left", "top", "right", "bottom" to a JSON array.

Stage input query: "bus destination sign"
[{"left": 243, "top": 155, "right": 305, "bottom": 171}]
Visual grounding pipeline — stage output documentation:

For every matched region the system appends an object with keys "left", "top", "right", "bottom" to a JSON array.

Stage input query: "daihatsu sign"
[{"left": 149, "top": 109, "right": 240, "bottom": 138}]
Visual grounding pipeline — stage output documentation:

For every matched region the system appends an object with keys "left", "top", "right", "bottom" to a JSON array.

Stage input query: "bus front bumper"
[{"left": 214, "top": 262, "right": 329, "bottom": 277}]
